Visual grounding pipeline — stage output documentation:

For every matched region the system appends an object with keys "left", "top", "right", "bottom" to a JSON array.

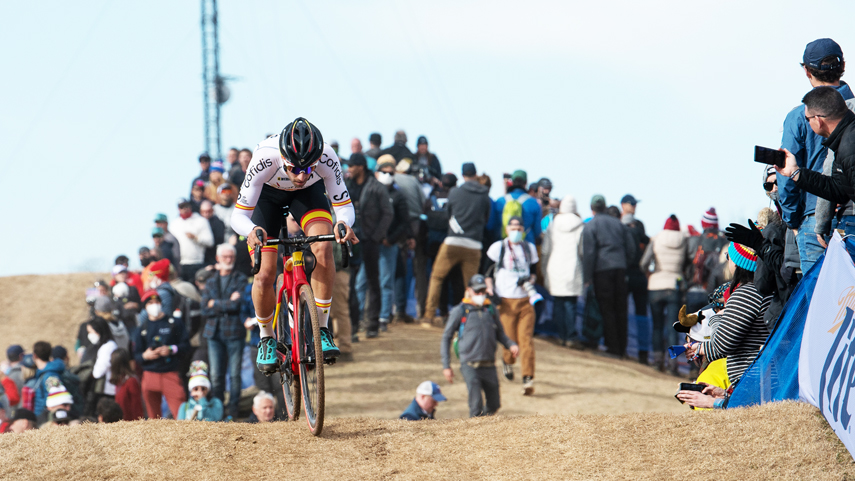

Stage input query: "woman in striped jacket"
[{"left": 686, "top": 242, "right": 771, "bottom": 385}]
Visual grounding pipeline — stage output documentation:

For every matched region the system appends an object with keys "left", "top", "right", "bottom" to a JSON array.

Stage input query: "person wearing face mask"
[
  {"left": 85, "top": 317, "right": 118, "bottom": 417},
  {"left": 137, "top": 259, "right": 178, "bottom": 325},
  {"left": 133, "top": 290, "right": 190, "bottom": 419},
  {"left": 486, "top": 216, "right": 540, "bottom": 395},
  {"left": 441, "top": 274, "right": 518, "bottom": 417}
]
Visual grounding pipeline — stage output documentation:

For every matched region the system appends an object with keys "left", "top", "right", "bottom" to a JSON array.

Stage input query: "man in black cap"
[
  {"left": 190, "top": 153, "right": 211, "bottom": 195},
  {"left": 413, "top": 135, "right": 442, "bottom": 182},
  {"left": 777, "top": 38, "right": 854, "bottom": 274}
]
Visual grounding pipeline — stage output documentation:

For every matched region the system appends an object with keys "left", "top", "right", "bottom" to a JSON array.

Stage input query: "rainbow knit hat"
[
  {"left": 187, "top": 360, "right": 211, "bottom": 390},
  {"left": 729, "top": 242, "right": 758, "bottom": 272}
]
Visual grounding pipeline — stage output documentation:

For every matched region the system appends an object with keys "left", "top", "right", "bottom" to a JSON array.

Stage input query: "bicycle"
[{"left": 250, "top": 208, "right": 352, "bottom": 436}]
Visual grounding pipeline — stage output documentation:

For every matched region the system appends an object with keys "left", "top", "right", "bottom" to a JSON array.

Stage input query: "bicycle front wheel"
[
  {"left": 275, "top": 296, "right": 300, "bottom": 421},
  {"left": 297, "top": 283, "right": 324, "bottom": 436}
]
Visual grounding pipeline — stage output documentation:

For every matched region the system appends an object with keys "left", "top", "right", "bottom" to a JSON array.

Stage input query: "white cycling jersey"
[{"left": 231, "top": 135, "right": 355, "bottom": 237}]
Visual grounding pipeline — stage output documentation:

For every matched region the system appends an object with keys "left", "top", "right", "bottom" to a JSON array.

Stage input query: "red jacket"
[
  {"left": 115, "top": 376, "right": 144, "bottom": 421},
  {"left": 2, "top": 377, "right": 19, "bottom": 408}
]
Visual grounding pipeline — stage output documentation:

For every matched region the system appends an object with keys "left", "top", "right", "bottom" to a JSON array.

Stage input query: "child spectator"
[
  {"left": 96, "top": 398, "right": 123, "bottom": 423},
  {"left": 441, "top": 274, "right": 519, "bottom": 417},
  {"left": 177, "top": 361, "right": 223, "bottom": 421},
  {"left": 110, "top": 349, "right": 143, "bottom": 421}
]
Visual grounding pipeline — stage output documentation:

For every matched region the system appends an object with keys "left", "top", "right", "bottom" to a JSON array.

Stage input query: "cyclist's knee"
[
  {"left": 313, "top": 241, "right": 333, "bottom": 263},
  {"left": 254, "top": 269, "right": 276, "bottom": 289}
]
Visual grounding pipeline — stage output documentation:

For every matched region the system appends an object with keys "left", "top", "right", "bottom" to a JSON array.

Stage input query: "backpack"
[
  {"left": 502, "top": 193, "right": 531, "bottom": 238},
  {"left": 453, "top": 304, "right": 497, "bottom": 358},
  {"left": 691, "top": 232, "right": 723, "bottom": 290}
]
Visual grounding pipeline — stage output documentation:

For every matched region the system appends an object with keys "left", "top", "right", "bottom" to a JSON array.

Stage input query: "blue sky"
[{"left": 2, "top": 0, "right": 854, "bottom": 275}]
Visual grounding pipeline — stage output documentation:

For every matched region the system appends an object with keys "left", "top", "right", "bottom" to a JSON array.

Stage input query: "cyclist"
[{"left": 231, "top": 117, "right": 358, "bottom": 373}]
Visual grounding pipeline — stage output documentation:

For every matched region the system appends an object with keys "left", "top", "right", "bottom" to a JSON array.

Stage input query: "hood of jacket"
[
  {"left": 559, "top": 196, "right": 577, "bottom": 215},
  {"left": 459, "top": 180, "right": 489, "bottom": 195},
  {"left": 38, "top": 359, "right": 66, "bottom": 376},
  {"left": 656, "top": 229, "right": 685, "bottom": 248},
  {"left": 552, "top": 211, "right": 583, "bottom": 233}
]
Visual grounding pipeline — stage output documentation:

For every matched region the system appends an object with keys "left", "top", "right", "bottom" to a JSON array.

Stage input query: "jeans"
[
  {"left": 378, "top": 244, "right": 398, "bottom": 319},
  {"left": 592, "top": 269, "right": 628, "bottom": 356},
  {"left": 207, "top": 332, "right": 245, "bottom": 417},
  {"left": 649, "top": 289, "right": 680, "bottom": 354},
  {"left": 797, "top": 215, "right": 824, "bottom": 274},
  {"left": 460, "top": 363, "right": 501, "bottom": 417},
  {"left": 395, "top": 250, "right": 411, "bottom": 315},
  {"left": 627, "top": 269, "right": 650, "bottom": 353},
  {"left": 360, "top": 239, "right": 382, "bottom": 331},
  {"left": 552, "top": 296, "right": 578, "bottom": 343}
]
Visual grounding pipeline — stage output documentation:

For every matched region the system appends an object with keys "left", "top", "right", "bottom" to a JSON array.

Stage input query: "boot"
[{"left": 638, "top": 350, "right": 649, "bottom": 366}]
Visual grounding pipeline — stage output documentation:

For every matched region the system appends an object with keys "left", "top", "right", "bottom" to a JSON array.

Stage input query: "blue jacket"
[
  {"left": 34, "top": 360, "right": 80, "bottom": 416},
  {"left": 133, "top": 316, "right": 190, "bottom": 373},
  {"left": 778, "top": 82, "right": 854, "bottom": 229},
  {"left": 177, "top": 396, "right": 224, "bottom": 421},
  {"left": 202, "top": 271, "right": 248, "bottom": 341},
  {"left": 400, "top": 398, "right": 434, "bottom": 420},
  {"left": 494, "top": 188, "right": 543, "bottom": 243}
]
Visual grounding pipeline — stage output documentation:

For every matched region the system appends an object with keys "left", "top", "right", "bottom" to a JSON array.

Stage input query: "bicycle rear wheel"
[
  {"left": 275, "top": 298, "right": 300, "bottom": 421},
  {"left": 297, "top": 283, "right": 324, "bottom": 436}
]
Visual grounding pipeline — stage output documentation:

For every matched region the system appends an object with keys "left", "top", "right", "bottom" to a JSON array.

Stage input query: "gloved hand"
[
  {"left": 678, "top": 305, "right": 699, "bottom": 328},
  {"left": 725, "top": 219, "right": 764, "bottom": 251}
]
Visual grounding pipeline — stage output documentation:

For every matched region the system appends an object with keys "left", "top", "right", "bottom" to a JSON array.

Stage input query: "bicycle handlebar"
[{"left": 250, "top": 226, "right": 353, "bottom": 275}]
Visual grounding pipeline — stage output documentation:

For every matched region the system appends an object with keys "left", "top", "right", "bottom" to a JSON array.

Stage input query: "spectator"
[
  {"left": 151, "top": 227, "right": 179, "bottom": 273},
  {"left": 0, "top": 370, "right": 19, "bottom": 413},
  {"left": 95, "top": 398, "right": 123, "bottom": 423},
  {"left": 486, "top": 216, "right": 539, "bottom": 395},
  {"left": 620, "top": 194, "right": 651, "bottom": 364},
  {"left": 685, "top": 208, "right": 727, "bottom": 311},
  {"left": 422, "top": 163, "right": 492, "bottom": 327},
  {"left": 36, "top": 380, "right": 78, "bottom": 427},
  {"left": 3, "top": 345, "right": 25, "bottom": 405},
  {"left": 399, "top": 381, "right": 446, "bottom": 420},
  {"left": 365, "top": 132, "right": 382, "bottom": 164},
  {"left": 200, "top": 200, "right": 226, "bottom": 266},
  {"left": 441, "top": 274, "right": 518, "bottom": 417},
  {"left": 133, "top": 290, "right": 190, "bottom": 419},
  {"left": 214, "top": 183, "right": 237, "bottom": 239},
  {"left": 685, "top": 242, "right": 771, "bottom": 385},
  {"left": 204, "top": 161, "right": 229, "bottom": 202},
  {"left": 190, "top": 152, "right": 211, "bottom": 194},
  {"left": 781, "top": 87, "right": 855, "bottom": 223},
  {"left": 393, "top": 158, "right": 427, "bottom": 323},
  {"left": 422, "top": 172, "right": 465, "bottom": 325},
  {"left": 776, "top": 39, "right": 854, "bottom": 274},
  {"left": 177, "top": 362, "right": 223, "bottom": 421},
  {"left": 4, "top": 408, "right": 36, "bottom": 433},
  {"left": 228, "top": 148, "right": 252, "bottom": 187},
  {"left": 171, "top": 199, "right": 214, "bottom": 283},
  {"left": 225, "top": 147, "right": 239, "bottom": 172},
  {"left": 90, "top": 296, "right": 130, "bottom": 352},
  {"left": 138, "top": 259, "right": 178, "bottom": 325},
  {"left": 113, "top": 255, "right": 144, "bottom": 294},
  {"left": 189, "top": 179, "right": 206, "bottom": 213},
  {"left": 33, "top": 341, "right": 82, "bottom": 417},
  {"left": 201, "top": 243, "right": 246, "bottom": 419},
  {"left": 246, "top": 391, "right": 278, "bottom": 423},
  {"left": 86, "top": 317, "right": 119, "bottom": 415},
  {"left": 541, "top": 196, "right": 584, "bottom": 347},
  {"left": 139, "top": 246, "right": 153, "bottom": 269},
  {"left": 351, "top": 137, "right": 363, "bottom": 156},
  {"left": 640, "top": 215, "right": 688, "bottom": 373},
  {"left": 495, "top": 170, "right": 543, "bottom": 243},
  {"left": 109, "top": 348, "right": 143, "bottom": 421},
  {"left": 382, "top": 130, "right": 416, "bottom": 164},
  {"left": 154, "top": 213, "right": 182, "bottom": 262},
  {"left": 344, "top": 153, "right": 393, "bottom": 338},
  {"left": 582, "top": 195, "right": 636, "bottom": 358},
  {"left": 112, "top": 265, "right": 141, "bottom": 325},
  {"left": 412, "top": 135, "right": 442, "bottom": 182}
]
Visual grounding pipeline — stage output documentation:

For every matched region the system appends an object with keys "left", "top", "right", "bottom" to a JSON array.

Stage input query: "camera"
[{"left": 517, "top": 278, "right": 543, "bottom": 305}]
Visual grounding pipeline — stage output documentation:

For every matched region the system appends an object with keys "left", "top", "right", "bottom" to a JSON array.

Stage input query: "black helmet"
[{"left": 279, "top": 117, "right": 324, "bottom": 169}]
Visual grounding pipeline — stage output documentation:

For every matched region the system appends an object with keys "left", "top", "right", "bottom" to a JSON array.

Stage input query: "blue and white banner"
[{"left": 799, "top": 232, "right": 855, "bottom": 454}]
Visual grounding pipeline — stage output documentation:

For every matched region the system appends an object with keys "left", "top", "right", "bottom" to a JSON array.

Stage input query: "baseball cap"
[
  {"left": 416, "top": 135, "right": 428, "bottom": 146},
  {"left": 152, "top": 226, "right": 165, "bottom": 237},
  {"left": 416, "top": 381, "right": 447, "bottom": 402},
  {"left": 620, "top": 194, "right": 639, "bottom": 206},
  {"left": 199, "top": 152, "right": 211, "bottom": 162},
  {"left": 511, "top": 170, "right": 527, "bottom": 184},
  {"left": 461, "top": 162, "right": 477, "bottom": 177},
  {"left": 803, "top": 38, "right": 843, "bottom": 70},
  {"left": 154, "top": 213, "right": 168, "bottom": 223},
  {"left": 177, "top": 198, "right": 192, "bottom": 208},
  {"left": 468, "top": 274, "right": 487, "bottom": 291},
  {"left": 6, "top": 345, "right": 24, "bottom": 362},
  {"left": 591, "top": 194, "right": 606, "bottom": 206},
  {"left": 111, "top": 264, "right": 128, "bottom": 276},
  {"left": 93, "top": 296, "right": 115, "bottom": 313},
  {"left": 347, "top": 153, "right": 367, "bottom": 168},
  {"left": 51, "top": 345, "right": 68, "bottom": 361}
]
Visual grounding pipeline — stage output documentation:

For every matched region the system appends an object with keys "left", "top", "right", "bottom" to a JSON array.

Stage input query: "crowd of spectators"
[{"left": 4, "top": 38, "right": 854, "bottom": 429}]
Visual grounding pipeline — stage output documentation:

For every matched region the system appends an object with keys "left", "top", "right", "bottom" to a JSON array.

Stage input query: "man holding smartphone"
[{"left": 777, "top": 38, "right": 853, "bottom": 274}]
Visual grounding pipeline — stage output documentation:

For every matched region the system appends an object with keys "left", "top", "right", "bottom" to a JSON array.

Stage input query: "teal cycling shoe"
[
  {"left": 319, "top": 327, "right": 340, "bottom": 360},
  {"left": 256, "top": 337, "right": 280, "bottom": 373}
]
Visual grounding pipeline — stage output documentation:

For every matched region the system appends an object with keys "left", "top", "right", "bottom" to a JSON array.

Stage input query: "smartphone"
[
  {"left": 674, "top": 382, "right": 706, "bottom": 404},
  {"left": 754, "top": 145, "right": 785, "bottom": 168}
]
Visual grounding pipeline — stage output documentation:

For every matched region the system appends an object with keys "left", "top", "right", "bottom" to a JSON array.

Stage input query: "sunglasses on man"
[{"left": 763, "top": 181, "right": 776, "bottom": 192}]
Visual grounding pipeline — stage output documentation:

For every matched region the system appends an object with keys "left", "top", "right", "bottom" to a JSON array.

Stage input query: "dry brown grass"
[{"left": 0, "top": 402, "right": 851, "bottom": 480}]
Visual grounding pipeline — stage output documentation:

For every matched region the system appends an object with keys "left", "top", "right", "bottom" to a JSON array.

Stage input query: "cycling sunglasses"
[
  {"left": 285, "top": 161, "right": 319, "bottom": 175},
  {"left": 763, "top": 181, "right": 776, "bottom": 192}
]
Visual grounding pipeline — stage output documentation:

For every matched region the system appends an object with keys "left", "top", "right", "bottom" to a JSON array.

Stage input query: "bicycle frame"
[{"left": 271, "top": 250, "right": 311, "bottom": 375}]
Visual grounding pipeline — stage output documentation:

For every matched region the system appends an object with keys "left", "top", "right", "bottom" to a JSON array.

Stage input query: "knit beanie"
[
  {"left": 663, "top": 215, "right": 680, "bottom": 231},
  {"left": 188, "top": 360, "right": 211, "bottom": 390},
  {"left": 46, "top": 379, "right": 74, "bottom": 408},
  {"left": 149, "top": 259, "right": 171, "bottom": 281},
  {"left": 728, "top": 242, "right": 758, "bottom": 272},
  {"left": 701, "top": 208, "right": 718, "bottom": 230}
]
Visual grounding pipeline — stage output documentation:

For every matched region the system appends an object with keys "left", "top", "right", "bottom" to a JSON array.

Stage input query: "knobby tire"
[{"left": 298, "top": 283, "right": 324, "bottom": 436}]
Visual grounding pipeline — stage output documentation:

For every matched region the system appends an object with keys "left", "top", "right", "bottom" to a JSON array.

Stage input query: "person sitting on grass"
[
  {"left": 400, "top": 381, "right": 446, "bottom": 421},
  {"left": 246, "top": 391, "right": 278, "bottom": 423},
  {"left": 441, "top": 274, "right": 519, "bottom": 417},
  {"left": 2, "top": 408, "right": 37, "bottom": 433},
  {"left": 177, "top": 361, "right": 222, "bottom": 421},
  {"left": 96, "top": 397, "right": 124, "bottom": 423},
  {"left": 36, "top": 380, "right": 79, "bottom": 428}
]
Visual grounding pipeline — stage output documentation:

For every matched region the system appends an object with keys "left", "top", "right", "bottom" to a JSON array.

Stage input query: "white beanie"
[{"left": 46, "top": 381, "right": 74, "bottom": 408}]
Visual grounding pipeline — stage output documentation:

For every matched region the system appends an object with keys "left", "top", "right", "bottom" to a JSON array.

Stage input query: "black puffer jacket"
[
  {"left": 356, "top": 176, "right": 393, "bottom": 243},
  {"left": 796, "top": 110, "right": 855, "bottom": 204}
]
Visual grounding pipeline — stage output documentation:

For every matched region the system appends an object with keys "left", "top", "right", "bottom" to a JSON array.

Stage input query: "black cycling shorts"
[{"left": 251, "top": 182, "right": 332, "bottom": 237}]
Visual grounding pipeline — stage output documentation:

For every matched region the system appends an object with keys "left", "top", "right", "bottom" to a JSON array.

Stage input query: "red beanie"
[
  {"left": 149, "top": 259, "right": 171, "bottom": 281},
  {"left": 663, "top": 215, "right": 680, "bottom": 231},
  {"left": 701, "top": 208, "right": 718, "bottom": 230}
]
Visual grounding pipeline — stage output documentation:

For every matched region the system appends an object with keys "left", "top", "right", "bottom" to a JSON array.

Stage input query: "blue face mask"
[{"left": 507, "top": 230, "right": 523, "bottom": 243}]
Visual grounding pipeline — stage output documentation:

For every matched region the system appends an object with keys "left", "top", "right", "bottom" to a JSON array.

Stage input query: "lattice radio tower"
[{"left": 201, "top": 0, "right": 229, "bottom": 161}]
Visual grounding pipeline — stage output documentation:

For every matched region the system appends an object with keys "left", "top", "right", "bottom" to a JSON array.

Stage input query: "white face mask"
[
  {"left": 149, "top": 277, "right": 162, "bottom": 289},
  {"left": 87, "top": 333, "right": 100, "bottom": 345},
  {"left": 146, "top": 303, "right": 163, "bottom": 319},
  {"left": 507, "top": 230, "right": 524, "bottom": 244},
  {"left": 471, "top": 294, "right": 486, "bottom": 306},
  {"left": 377, "top": 172, "right": 394, "bottom": 186}
]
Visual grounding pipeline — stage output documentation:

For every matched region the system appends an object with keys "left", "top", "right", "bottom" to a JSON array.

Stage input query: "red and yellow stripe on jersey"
[
  {"left": 300, "top": 209, "right": 332, "bottom": 231},
  {"left": 331, "top": 198, "right": 352, "bottom": 208},
  {"left": 235, "top": 203, "right": 254, "bottom": 211}
]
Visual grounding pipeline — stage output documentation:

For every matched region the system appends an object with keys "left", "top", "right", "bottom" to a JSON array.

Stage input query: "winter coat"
[
  {"left": 796, "top": 110, "right": 855, "bottom": 206},
  {"left": 640, "top": 230, "right": 689, "bottom": 291},
  {"left": 385, "top": 184, "right": 413, "bottom": 244},
  {"left": 446, "top": 180, "right": 492, "bottom": 244},
  {"left": 582, "top": 213, "right": 636, "bottom": 283},
  {"left": 541, "top": 197, "right": 584, "bottom": 297},
  {"left": 354, "top": 176, "right": 393, "bottom": 243},
  {"left": 441, "top": 300, "right": 515, "bottom": 369},
  {"left": 201, "top": 270, "right": 248, "bottom": 341}
]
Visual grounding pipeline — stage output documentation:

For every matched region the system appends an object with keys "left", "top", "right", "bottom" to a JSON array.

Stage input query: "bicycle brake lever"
[
  {"left": 336, "top": 223, "right": 352, "bottom": 268},
  {"left": 251, "top": 228, "right": 264, "bottom": 275}
]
